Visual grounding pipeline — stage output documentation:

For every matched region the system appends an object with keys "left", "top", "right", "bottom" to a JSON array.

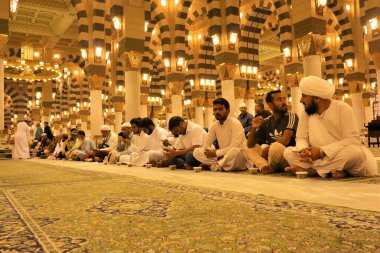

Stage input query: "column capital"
[
  {"left": 297, "top": 33, "right": 325, "bottom": 57},
  {"left": 0, "top": 34, "right": 7, "bottom": 59},
  {"left": 87, "top": 75, "right": 105, "bottom": 90},
  {"left": 120, "top": 51, "right": 143, "bottom": 71},
  {"left": 286, "top": 73, "right": 303, "bottom": 88},
  {"left": 113, "top": 101, "right": 124, "bottom": 112},
  {"left": 216, "top": 63, "right": 237, "bottom": 80},
  {"left": 41, "top": 107, "right": 51, "bottom": 117},
  {"left": 169, "top": 82, "right": 184, "bottom": 95}
]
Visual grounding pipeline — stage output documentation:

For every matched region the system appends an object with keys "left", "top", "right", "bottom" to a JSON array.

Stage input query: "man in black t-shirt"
[{"left": 243, "top": 90, "right": 298, "bottom": 174}]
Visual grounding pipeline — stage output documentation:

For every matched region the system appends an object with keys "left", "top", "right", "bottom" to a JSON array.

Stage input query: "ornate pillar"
[
  {"left": 234, "top": 98, "right": 244, "bottom": 118},
  {"left": 247, "top": 99, "right": 256, "bottom": 115},
  {"left": 121, "top": 51, "right": 142, "bottom": 121},
  {"left": 113, "top": 99, "right": 124, "bottom": 133},
  {"left": 205, "top": 107, "right": 214, "bottom": 129},
  {"left": 0, "top": 43, "right": 5, "bottom": 130},
  {"left": 286, "top": 73, "right": 303, "bottom": 117},
  {"left": 87, "top": 72, "right": 105, "bottom": 136},
  {"left": 363, "top": 98, "right": 373, "bottom": 124},
  {"left": 169, "top": 82, "right": 184, "bottom": 117},
  {"left": 0, "top": 9, "right": 8, "bottom": 131},
  {"left": 218, "top": 64, "right": 238, "bottom": 115},
  {"left": 298, "top": 33, "right": 324, "bottom": 77},
  {"left": 348, "top": 79, "right": 365, "bottom": 131},
  {"left": 140, "top": 105, "right": 147, "bottom": 118},
  {"left": 194, "top": 107, "right": 204, "bottom": 127},
  {"left": 79, "top": 110, "right": 89, "bottom": 133}
]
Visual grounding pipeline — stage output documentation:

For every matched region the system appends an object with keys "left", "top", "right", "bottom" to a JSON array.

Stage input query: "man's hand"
[
  {"left": 261, "top": 146, "right": 270, "bottom": 160},
  {"left": 166, "top": 150, "right": 178, "bottom": 158},
  {"left": 300, "top": 147, "right": 321, "bottom": 163},
  {"left": 252, "top": 116, "right": 264, "bottom": 129},
  {"left": 204, "top": 149, "right": 217, "bottom": 158},
  {"left": 162, "top": 139, "right": 171, "bottom": 147}
]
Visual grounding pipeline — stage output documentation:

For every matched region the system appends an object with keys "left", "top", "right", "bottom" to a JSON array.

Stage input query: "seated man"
[
  {"left": 91, "top": 125, "right": 118, "bottom": 162},
  {"left": 284, "top": 76, "right": 378, "bottom": 179},
  {"left": 237, "top": 103, "right": 253, "bottom": 136},
  {"left": 66, "top": 131, "right": 83, "bottom": 160},
  {"left": 254, "top": 102, "right": 272, "bottom": 119},
  {"left": 49, "top": 134, "right": 68, "bottom": 159},
  {"left": 70, "top": 130, "right": 95, "bottom": 160},
  {"left": 131, "top": 118, "right": 168, "bottom": 166},
  {"left": 164, "top": 116, "right": 207, "bottom": 169},
  {"left": 108, "top": 122, "right": 134, "bottom": 164},
  {"left": 35, "top": 133, "right": 51, "bottom": 158},
  {"left": 118, "top": 118, "right": 150, "bottom": 164},
  {"left": 243, "top": 90, "right": 298, "bottom": 174},
  {"left": 193, "top": 98, "right": 246, "bottom": 171}
]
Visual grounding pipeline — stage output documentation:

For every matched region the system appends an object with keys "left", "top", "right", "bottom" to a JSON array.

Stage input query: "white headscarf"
[
  {"left": 100, "top": 125, "right": 111, "bottom": 131},
  {"left": 239, "top": 103, "right": 247, "bottom": 109},
  {"left": 299, "top": 76, "right": 335, "bottom": 99}
]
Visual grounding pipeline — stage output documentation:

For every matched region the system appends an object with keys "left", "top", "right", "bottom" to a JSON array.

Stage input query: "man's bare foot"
[
  {"left": 184, "top": 163, "right": 193, "bottom": 170},
  {"left": 331, "top": 170, "right": 348, "bottom": 180},
  {"left": 284, "top": 165, "right": 308, "bottom": 174},
  {"left": 260, "top": 165, "right": 276, "bottom": 174}
]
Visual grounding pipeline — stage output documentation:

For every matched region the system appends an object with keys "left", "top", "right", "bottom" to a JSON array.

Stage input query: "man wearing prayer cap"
[
  {"left": 284, "top": 76, "right": 378, "bottom": 179},
  {"left": 83, "top": 125, "right": 118, "bottom": 162},
  {"left": 107, "top": 122, "right": 134, "bottom": 164},
  {"left": 237, "top": 102, "right": 254, "bottom": 136}
]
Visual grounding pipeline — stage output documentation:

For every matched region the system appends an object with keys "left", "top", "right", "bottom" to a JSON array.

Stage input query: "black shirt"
[{"left": 255, "top": 112, "right": 299, "bottom": 147}]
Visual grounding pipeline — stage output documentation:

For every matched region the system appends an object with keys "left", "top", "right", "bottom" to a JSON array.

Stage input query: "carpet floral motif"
[
  {"left": 86, "top": 197, "right": 171, "bottom": 217},
  {"left": 0, "top": 160, "right": 379, "bottom": 252}
]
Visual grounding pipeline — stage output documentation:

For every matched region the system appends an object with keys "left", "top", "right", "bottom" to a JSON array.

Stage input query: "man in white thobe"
[
  {"left": 163, "top": 116, "right": 207, "bottom": 169},
  {"left": 130, "top": 117, "right": 168, "bottom": 166},
  {"left": 284, "top": 76, "right": 378, "bottom": 179},
  {"left": 193, "top": 98, "right": 246, "bottom": 171},
  {"left": 14, "top": 117, "right": 33, "bottom": 159}
]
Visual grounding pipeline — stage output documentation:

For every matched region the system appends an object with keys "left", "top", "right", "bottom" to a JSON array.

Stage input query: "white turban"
[
  {"left": 121, "top": 122, "right": 131, "bottom": 128},
  {"left": 100, "top": 125, "right": 111, "bottom": 131},
  {"left": 299, "top": 76, "right": 335, "bottom": 99},
  {"left": 239, "top": 103, "right": 247, "bottom": 109}
]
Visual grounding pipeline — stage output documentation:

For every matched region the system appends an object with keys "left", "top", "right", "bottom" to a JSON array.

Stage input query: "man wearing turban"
[
  {"left": 237, "top": 102, "right": 254, "bottom": 136},
  {"left": 284, "top": 76, "right": 378, "bottom": 179}
]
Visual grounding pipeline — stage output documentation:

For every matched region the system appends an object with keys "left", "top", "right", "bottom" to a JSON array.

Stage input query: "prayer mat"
[{"left": 0, "top": 160, "right": 379, "bottom": 252}]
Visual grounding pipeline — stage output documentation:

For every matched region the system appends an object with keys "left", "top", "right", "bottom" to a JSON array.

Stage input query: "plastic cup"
[
  {"left": 194, "top": 167, "right": 202, "bottom": 173},
  {"left": 248, "top": 167, "right": 259, "bottom": 174},
  {"left": 146, "top": 164, "right": 152, "bottom": 168},
  {"left": 169, "top": 165, "right": 176, "bottom": 170},
  {"left": 296, "top": 171, "right": 308, "bottom": 179}
]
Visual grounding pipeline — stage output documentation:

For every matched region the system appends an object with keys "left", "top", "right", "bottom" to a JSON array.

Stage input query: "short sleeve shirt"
[{"left": 255, "top": 112, "right": 298, "bottom": 146}]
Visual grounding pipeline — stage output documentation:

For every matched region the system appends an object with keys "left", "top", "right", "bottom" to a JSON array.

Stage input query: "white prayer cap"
[
  {"left": 100, "top": 125, "right": 111, "bottom": 131},
  {"left": 239, "top": 103, "right": 247, "bottom": 109},
  {"left": 299, "top": 76, "right": 335, "bottom": 99},
  {"left": 41, "top": 133, "right": 47, "bottom": 136},
  {"left": 121, "top": 122, "right": 131, "bottom": 128}
]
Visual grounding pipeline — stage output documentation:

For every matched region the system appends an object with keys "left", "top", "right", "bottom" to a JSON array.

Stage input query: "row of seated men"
[{"left": 36, "top": 76, "right": 378, "bottom": 179}]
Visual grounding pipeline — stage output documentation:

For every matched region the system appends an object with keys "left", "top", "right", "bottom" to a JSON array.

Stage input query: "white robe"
[
  {"left": 284, "top": 100, "right": 378, "bottom": 177},
  {"left": 193, "top": 117, "right": 246, "bottom": 171},
  {"left": 14, "top": 122, "right": 31, "bottom": 159},
  {"left": 121, "top": 127, "right": 168, "bottom": 166}
]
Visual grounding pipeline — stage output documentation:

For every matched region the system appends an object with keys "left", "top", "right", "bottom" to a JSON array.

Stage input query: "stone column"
[
  {"left": 218, "top": 64, "right": 237, "bottom": 116},
  {"left": 247, "top": 99, "right": 256, "bottom": 115},
  {"left": 0, "top": 10, "right": 8, "bottom": 130},
  {"left": 205, "top": 107, "right": 214, "bottom": 129},
  {"left": 298, "top": 34, "right": 324, "bottom": 78},
  {"left": 79, "top": 110, "right": 89, "bottom": 133},
  {"left": 363, "top": 98, "right": 373, "bottom": 124},
  {"left": 112, "top": 98, "right": 125, "bottom": 133},
  {"left": 121, "top": 51, "right": 142, "bottom": 121},
  {"left": 88, "top": 74, "right": 105, "bottom": 136},
  {"left": 287, "top": 74, "right": 303, "bottom": 117},
  {"left": 194, "top": 107, "right": 204, "bottom": 127},
  {"left": 140, "top": 105, "right": 147, "bottom": 118},
  {"left": 166, "top": 112, "right": 172, "bottom": 123},
  {"left": 351, "top": 93, "right": 364, "bottom": 131},
  {"left": 172, "top": 95, "right": 183, "bottom": 117}
]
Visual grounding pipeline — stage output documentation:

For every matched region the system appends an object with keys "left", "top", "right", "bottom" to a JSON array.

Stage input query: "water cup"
[
  {"left": 194, "top": 167, "right": 202, "bottom": 173},
  {"left": 296, "top": 171, "right": 308, "bottom": 179}
]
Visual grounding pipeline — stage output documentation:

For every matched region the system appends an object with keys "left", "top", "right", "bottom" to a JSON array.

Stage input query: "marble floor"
[{"left": 25, "top": 158, "right": 380, "bottom": 212}]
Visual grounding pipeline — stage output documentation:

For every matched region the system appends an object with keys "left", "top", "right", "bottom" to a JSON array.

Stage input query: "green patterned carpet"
[{"left": 0, "top": 161, "right": 379, "bottom": 252}]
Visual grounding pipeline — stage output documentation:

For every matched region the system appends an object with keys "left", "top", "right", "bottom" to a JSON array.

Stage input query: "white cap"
[
  {"left": 121, "top": 122, "right": 131, "bottom": 128},
  {"left": 239, "top": 103, "right": 247, "bottom": 109},
  {"left": 100, "top": 125, "right": 111, "bottom": 131}
]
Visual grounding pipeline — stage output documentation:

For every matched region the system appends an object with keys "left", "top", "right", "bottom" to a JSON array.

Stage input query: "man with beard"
[
  {"left": 243, "top": 90, "right": 298, "bottom": 174},
  {"left": 163, "top": 116, "right": 207, "bottom": 169},
  {"left": 193, "top": 98, "right": 246, "bottom": 171},
  {"left": 284, "top": 76, "right": 378, "bottom": 179},
  {"left": 130, "top": 117, "right": 168, "bottom": 166},
  {"left": 237, "top": 103, "right": 254, "bottom": 137}
]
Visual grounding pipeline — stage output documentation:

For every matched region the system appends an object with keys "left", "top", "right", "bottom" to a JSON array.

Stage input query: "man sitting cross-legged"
[
  {"left": 242, "top": 90, "right": 298, "bottom": 174},
  {"left": 161, "top": 116, "right": 207, "bottom": 169},
  {"left": 129, "top": 117, "right": 168, "bottom": 166},
  {"left": 284, "top": 76, "right": 378, "bottom": 179},
  {"left": 193, "top": 98, "right": 246, "bottom": 171}
]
